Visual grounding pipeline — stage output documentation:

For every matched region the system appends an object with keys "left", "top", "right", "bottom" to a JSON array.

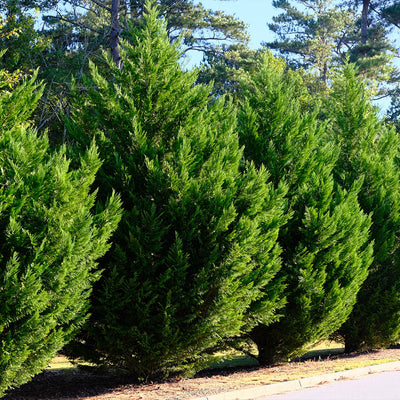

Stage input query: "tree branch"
[
  {"left": 370, "top": 4, "right": 400, "bottom": 31},
  {"left": 87, "top": 0, "right": 112, "bottom": 12},
  {"left": 46, "top": 13, "right": 104, "bottom": 35}
]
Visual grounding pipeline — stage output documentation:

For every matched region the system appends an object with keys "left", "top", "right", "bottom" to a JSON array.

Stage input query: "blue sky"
[
  {"left": 200, "top": 0, "right": 278, "bottom": 49},
  {"left": 184, "top": 0, "right": 278, "bottom": 66}
]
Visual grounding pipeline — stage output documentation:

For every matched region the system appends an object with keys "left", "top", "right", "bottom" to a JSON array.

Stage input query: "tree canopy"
[{"left": 267, "top": 0, "right": 399, "bottom": 95}]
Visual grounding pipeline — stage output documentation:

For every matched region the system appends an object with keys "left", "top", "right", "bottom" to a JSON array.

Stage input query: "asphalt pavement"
[
  {"left": 193, "top": 361, "right": 400, "bottom": 400},
  {"left": 265, "top": 370, "right": 400, "bottom": 400}
]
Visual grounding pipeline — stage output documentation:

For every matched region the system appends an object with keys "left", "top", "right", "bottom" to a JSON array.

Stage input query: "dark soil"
[{"left": 3, "top": 370, "right": 131, "bottom": 400}]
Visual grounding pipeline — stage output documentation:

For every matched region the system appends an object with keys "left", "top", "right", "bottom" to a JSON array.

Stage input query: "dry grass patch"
[{"left": 45, "top": 356, "right": 76, "bottom": 371}]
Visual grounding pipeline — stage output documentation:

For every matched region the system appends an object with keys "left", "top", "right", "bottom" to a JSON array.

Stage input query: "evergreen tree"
[
  {"left": 0, "top": 1, "right": 51, "bottom": 74},
  {"left": 196, "top": 43, "right": 259, "bottom": 98},
  {"left": 268, "top": 0, "right": 398, "bottom": 96},
  {"left": 342, "top": 0, "right": 397, "bottom": 95},
  {"left": 0, "top": 73, "right": 121, "bottom": 396},
  {"left": 325, "top": 64, "right": 400, "bottom": 352},
  {"left": 40, "top": 0, "right": 249, "bottom": 64},
  {"left": 0, "top": 0, "right": 249, "bottom": 142},
  {"left": 381, "top": 1, "right": 400, "bottom": 27},
  {"left": 238, "top": 52, "right": 373, "bottom": 364},
  {"left": 22, "top": 0, "right": 249, "bottom": 75},
  {"left": 65, "top": 2, "right": 287, "bottom": 379},
  {"left": 387, "top": 89, "right": 400, "bottom": 133},
  {"left": 268, "top": 0, "right": 355, "bottom": 83}
]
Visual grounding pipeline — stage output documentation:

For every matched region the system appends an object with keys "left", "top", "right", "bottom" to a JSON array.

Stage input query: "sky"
[
  {"left": 200, "top": 0, "right": 278, "bottom": 49},
  {"left": 183, "top": 0, "right": 278, "bottom": 66}
]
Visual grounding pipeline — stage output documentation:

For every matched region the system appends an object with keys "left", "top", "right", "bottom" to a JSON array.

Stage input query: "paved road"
[{"left": 264, "top": 371, "right": 400, "bottom": 400}]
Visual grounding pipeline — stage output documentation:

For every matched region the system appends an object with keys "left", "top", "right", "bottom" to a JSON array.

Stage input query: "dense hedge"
[
  {"left": 3, "top": 2, "right": 400, "bottom": 392},
  {"left": 325, "top": 65, "right": 400, "bottom": 352}
]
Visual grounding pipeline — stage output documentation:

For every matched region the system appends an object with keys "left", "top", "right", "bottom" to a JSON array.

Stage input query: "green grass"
[
  {"left": 207, "top": 354, "right": 259, "bottom": 369},
  {"left": 50, "top": 340, "right": 396, "bottom": 376},
  {"left": 299, "top": 340, "right": 345, "bottom": 360},
  {"left": 207, "top": 340, "right": 345, "bottom": 370}
]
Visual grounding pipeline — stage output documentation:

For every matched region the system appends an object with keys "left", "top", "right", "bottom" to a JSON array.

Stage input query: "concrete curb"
[{"left": 192, "top": 360, "right": 400, "bottom": 400}]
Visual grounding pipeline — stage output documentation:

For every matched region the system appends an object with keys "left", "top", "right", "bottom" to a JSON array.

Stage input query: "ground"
[{"left": 4, "top": 348, "right": 400, "bottom": 400}]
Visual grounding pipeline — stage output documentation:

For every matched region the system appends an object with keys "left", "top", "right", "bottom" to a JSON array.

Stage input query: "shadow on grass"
[{"left": 294, "top": 347, "right": 345, "bottom": 361}]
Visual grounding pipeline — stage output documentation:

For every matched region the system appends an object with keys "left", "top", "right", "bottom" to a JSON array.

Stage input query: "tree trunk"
[
  {"left": 344, "top": 339, "right": 363, "bottom": 354},
  {"left": 249, "top": 324, "right": 281, "bottom": 366},
  {"left": 322, "top": 61, "right": 328, "bottom": 84},
  {"left": 361, "top": 0, "right": 370, "bottom": 45},
  {"left": 111, "top": 0, "right": 122, "bottom": 69}
]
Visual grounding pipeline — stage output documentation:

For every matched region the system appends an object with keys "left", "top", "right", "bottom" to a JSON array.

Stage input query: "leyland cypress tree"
[
  {"left": 326, "top": 64, "right": 400, "bottom": 352},
  {"left": 0, "top": 73, "right": 121, "bottom": 396},
  {"left": 65, "top": 2, "right": 287, "bottom": 379},
  {"left": 238, "top": 52, "right": 373, "bottom": 364}
]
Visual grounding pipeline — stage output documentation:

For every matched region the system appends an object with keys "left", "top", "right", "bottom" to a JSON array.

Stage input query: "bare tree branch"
[{"left": 38, "top": 90, "right": 64, "bottom": 131}]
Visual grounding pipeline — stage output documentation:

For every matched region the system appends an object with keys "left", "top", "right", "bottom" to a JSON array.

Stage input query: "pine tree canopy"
[
  {"left": 267, "top": 0, "right": 398, "bottom": 97},
  {"left": 64, "top": 1, "right": 288, "bottom": 379}
]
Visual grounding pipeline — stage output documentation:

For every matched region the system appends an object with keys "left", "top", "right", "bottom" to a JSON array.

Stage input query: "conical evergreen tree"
[
  {"left": 325, "top": 64, "right": 400, "bottom": 352},
  {"left": 0, "top": 73, "right": 121, "bottom": 396},
  {"left": 238, "top": 52, "right": 373, "bottom": 364},
  {"left": 65, "top": 1, "right": 287, "bottom": 379}
]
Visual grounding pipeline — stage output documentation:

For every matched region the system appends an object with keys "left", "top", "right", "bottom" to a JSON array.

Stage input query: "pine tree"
[
  {"left": 0, "top": 73, "right": 121, "bottom": 396},
  {"left": 196, "top": 44, "right": 259, "bottom": 98},
  {"left": 238, "top": 52, "right": 373, "bottom": 364},
  {"left": 268, "top": 0, "right": 355, "bottom": 83},
  {"left": 325, "top": 64, "right": 400, "bottom": 352},
  {"left": 268, "top": 0, "right": 398, "bottom": 96},
  {"left": 64, "top": 1, "right": 287, "bottom": 379}
]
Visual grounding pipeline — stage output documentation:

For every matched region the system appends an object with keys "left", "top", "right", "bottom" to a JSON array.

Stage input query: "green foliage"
[
  {"left": 0, "top": 2, "right": 51, "bottom": 74},
  {"left": 268, "top": 0, "right": 398, "bottom": 96},
  {"left": 0, "top": 73, "right": 121, "bottom": 396},
  {"left": 6, "top": 0, "right": 250, "bottom": 142},
  {"left": 238, "top": 52, "right": 373, "bottom": 364},
  {"left": 325, "top": 64, "right": 400, "bottom": 351},
  {"left": 64, "top": 2, "right": 287, "bottom": 379},
  {"left": 346, "top": 26, "right": 395, "bottom": 97},
  {"left": 386, "top": 87, "right": 400, "bottom": 133},
  {"left": 382, "top": 1, "right": 400, "bottom": 25},
  {"left": 268, "top": 0, "right": 355, "bottom": 83},
  {"left": 197, "top": 43, "right": 258, "bottom": 98},
  {"left": 40, "top": 0, "right": 249, "bottom": 57}
]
